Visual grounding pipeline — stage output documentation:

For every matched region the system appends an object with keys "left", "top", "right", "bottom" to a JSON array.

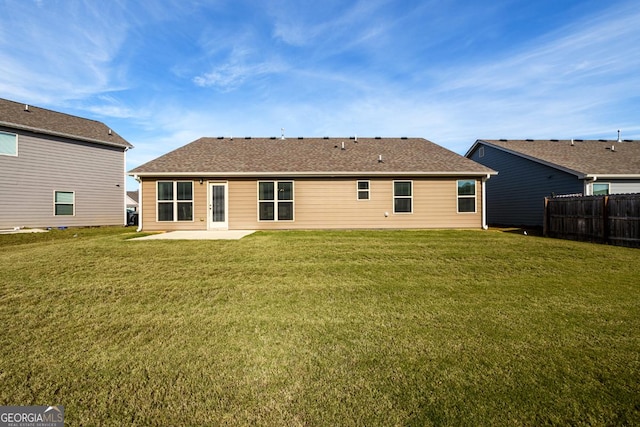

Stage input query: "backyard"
[{"left": 0, "top": 227, "right": 638, "bottom": 426}]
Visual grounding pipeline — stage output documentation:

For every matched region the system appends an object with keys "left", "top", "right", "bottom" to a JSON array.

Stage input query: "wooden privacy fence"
[{"left": 544, "top": 194, "right": 640, "bottom": 248}]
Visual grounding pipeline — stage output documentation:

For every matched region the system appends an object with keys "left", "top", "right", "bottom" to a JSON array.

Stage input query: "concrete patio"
[{"left": 129, "top": 230, "right": 256, "bottom": 240}]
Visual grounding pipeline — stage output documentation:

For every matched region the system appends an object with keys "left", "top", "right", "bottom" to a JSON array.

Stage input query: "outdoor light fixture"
[{"left": 199, "top": 178, "right": 204, "bottom": 184}]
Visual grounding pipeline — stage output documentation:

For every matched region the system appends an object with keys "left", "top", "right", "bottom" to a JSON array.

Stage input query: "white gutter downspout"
[
  {"left": 482, "top": 174, "right": 489, "bottom": 230},
  {"left": 585, "top": 176, "right": 597, "bottom": 196},
  {"left": 123, "top": 148, "right": 129, "bottom": 226},
  {"left": 134, "top": 175, "right": 143, "bottom": 232}
]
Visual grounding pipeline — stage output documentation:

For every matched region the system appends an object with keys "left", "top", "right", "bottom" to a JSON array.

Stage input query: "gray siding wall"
[
  {"left": 469, "top": 144, "right": 583, "bottom": 227},
  {"left": 608, "top": 180, "right": 640, "bottom": 194},
  {"left": 0, "top": 127, "right": 126, "bottom": 229}
]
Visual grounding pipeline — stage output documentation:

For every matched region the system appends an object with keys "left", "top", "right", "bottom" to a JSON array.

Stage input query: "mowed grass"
[{"left": 0, "top": 228, "right": 638, "bottom": 426}]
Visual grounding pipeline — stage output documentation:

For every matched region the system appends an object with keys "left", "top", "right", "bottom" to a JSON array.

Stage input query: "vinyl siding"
[
  {"left": 0, "top": 128, "right": 127, "bottom": 229},
  {"left": 608, "top": 180, "right": 640, "bottom": 194},
  {"left": 140, "top": 177, "right": 484, "bottom": 231},
  {"left": 469, "top": 144, "right": 583, "bottom": 227}
]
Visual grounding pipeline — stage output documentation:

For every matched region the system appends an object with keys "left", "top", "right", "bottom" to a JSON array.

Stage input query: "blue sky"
[{"left": 1, "top": 0, "right": 639, "bottom": 190}]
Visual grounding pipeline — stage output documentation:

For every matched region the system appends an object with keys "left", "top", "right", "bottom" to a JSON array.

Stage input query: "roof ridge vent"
[
  {"left": 550, "top": 139, "right": 559, "bottom": 142},
  {"left": 217, "top": 136, "right": 224, "bottom": 139},
  {"left": 598, "top": 139, "right": 607, "bottom": 142},
  {"left": 298, "top": 136, "right": 304, "bottom": 140},
  {"left": 245, "top": 136, "right": 251, "bottom": 139},
  {"left": 526, "top": 139, "right": 533, "bottom": 141},
  {"left": 499, "top": 139, "right": 507, "bottom": 141},
  {"left": 375, "top": 136, "right": 381, "bottom": 139},
  {"left": 270, "top": 136, "right": 276, "bottom": 139},
  {"left": 401, "top": 136, "right": 408, "bottom": 139},
  {"left": 323, "top": 136, "right": 329, "bottom": 139}
]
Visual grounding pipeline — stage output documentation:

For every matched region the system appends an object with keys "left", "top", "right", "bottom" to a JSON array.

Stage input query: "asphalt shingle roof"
[
  {"left": 478, "top": 139, "right": 640, "bottom": 176},
  {"left": 0, "top": 98, "right": 132, "bottom": 149},
  {"left": 130, "top": 137, "right": 495, "bottom": 176}
]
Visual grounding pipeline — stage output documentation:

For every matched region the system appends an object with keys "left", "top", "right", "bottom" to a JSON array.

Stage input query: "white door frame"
[{"left": 208, "top": 182, "right": 228, "bottom": 230}]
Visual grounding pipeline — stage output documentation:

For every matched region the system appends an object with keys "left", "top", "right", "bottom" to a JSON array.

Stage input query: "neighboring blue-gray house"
[
  {"left": 465, "top": 139, "right": 640, "bottom": 227},
  {"left": 0, "top": 98, "right": 133, "bottom": 229}
]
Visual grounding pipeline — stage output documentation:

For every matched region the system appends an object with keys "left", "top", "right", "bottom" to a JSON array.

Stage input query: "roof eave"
[
  {"left": 128, "top": 170, "right": 496, "bottom": 178},
  {"left": 0, "top": 121, "right": 133, "bottom": 149}
]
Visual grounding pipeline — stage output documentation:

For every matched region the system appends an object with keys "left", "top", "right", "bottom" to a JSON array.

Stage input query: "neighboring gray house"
[
  {"left": 0, "top": 98, "right": 133, "bottom": 229},
  {"left": 466, "top": 139, "right": 640, "bottom": 227},
  {"left": 126, "top": 190, "right": 139, "bottom": 211}
]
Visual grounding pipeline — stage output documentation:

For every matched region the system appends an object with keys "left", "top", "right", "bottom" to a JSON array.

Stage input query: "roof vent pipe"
[
  {"left": 281, "top": 128, "right": 285, "bottom": 140},
  {"left": 341, "top": 141, "right": 345, "bottom": 150},
  {"left": 24, "top": 104, "right": 29, "bottom": 111},
  {"left": 355, "top": 134, "right": 357, "bottom": 142},
  {"left": 108, "top": 129, "right": 112, "bottom": 135},
  {"left": 611, "top": 145, "right": 615, "bottom": 152},
  {"left": 617, "top": 129, "right": 622, "bottom": 143},
  {"left": 378, "top": 154, "right": 383, "bottom": 163},
  {"left": 570, "top": 138, "right": 574, "bottom": 146}
]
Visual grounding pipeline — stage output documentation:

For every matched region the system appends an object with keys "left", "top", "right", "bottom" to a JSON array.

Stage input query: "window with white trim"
[
  {"left": 259, "top": 181, "right": 293, "bottom": 221},
  {"left": 593, "top": 183, "right": 609, "bottom": 196},
  {"left": 357, "top": 180, "right": 370, "bottom": 200},
  {"left": 457, "top": 180, "right": 476, "bottom": 213},
  {"left": 157, "top": 181, "right": 193, "bottom": 221},
  {"left": 54, "top": 191, "right": 74, "bottom": 216},
  {"left": 393, "top": 181, "right": 412, "bottom": 213},
  {"left": 0, "top": 131, "right": 17, "bottom": 156}
]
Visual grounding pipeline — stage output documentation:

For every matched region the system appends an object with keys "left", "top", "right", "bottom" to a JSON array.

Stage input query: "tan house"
[{"left": 129, "top": 137, "right": 496, "bottom": 231}]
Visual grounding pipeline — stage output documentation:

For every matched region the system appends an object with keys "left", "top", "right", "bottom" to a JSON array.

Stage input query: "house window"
[
  {"left": 593, "top": 183, "right": 609, "bottom": 196},
  {"left": 54, "top": 191, "right": 74, "bottom": 216},
  {"left": 357, "top": 181, "right": 370, "bottom": 200},
  {"left": 157, "top": 181, "right": 193, "bottom": 221},
  {"left": 0, "top": 131, "right": 17, "bottom": 156},
  {"left": 457, "top": 180, "right": 476, "bottom": 213},
  {"left": 393, "top": 181, "right": 412, "bottom": 213},
  {"left": 259, "top": 181, "right": 293, "bottom": 221}
]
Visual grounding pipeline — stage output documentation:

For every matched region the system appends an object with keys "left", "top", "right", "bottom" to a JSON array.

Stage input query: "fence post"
[
  {"left": 603, "top": 195, "right": 609, "bottom": 244},
  {"left": 543, "top": 197, "right": 549, "bottom": 237}
]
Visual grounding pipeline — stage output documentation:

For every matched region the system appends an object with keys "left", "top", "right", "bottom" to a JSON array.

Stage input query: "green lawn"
[{"left": 0, "top": 228, "right": 638, "bottom": 426}]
